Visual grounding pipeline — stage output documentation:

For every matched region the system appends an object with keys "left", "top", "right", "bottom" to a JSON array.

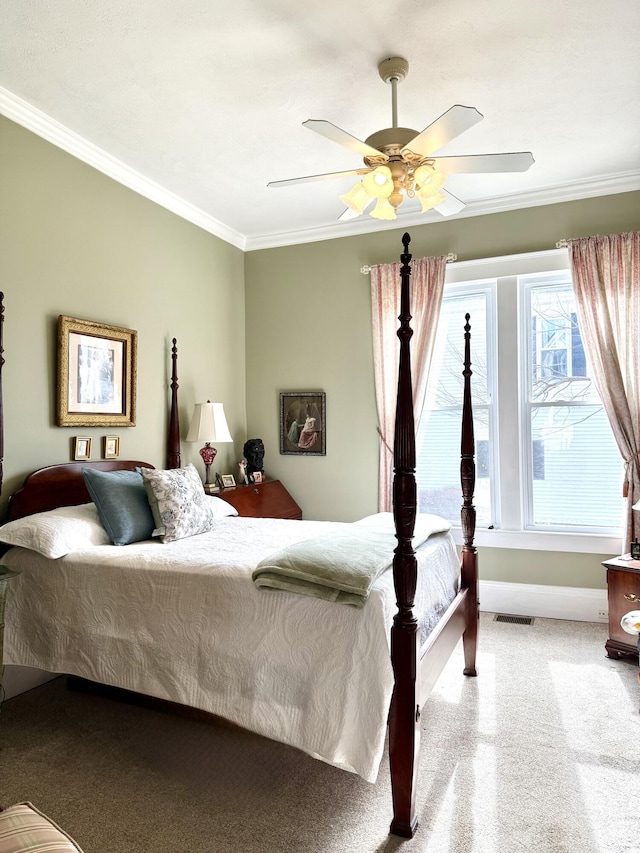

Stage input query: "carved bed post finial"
[
  {"left": 167, "top": 338, "right": 181, "bottom": 469},
  {"left": 460, "top": 313, "right": 478, "bottom": 676},
  {"left": 388, "top": 233, "right": 421, "bottom": 838}
]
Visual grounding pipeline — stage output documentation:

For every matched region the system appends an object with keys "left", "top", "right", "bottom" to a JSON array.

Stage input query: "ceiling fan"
[{"left": 268, "top": 56, "right": 534, "bottom": 221}]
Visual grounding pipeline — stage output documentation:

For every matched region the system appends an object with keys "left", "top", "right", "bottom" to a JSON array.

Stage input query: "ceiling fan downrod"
[{"left": 378, "top": 57, "right": 409, "bottom": 129}]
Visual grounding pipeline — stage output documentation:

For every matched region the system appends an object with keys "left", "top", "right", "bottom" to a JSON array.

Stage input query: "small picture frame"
[
  {"left": 74, "top": 436, "right": 92, "bottom": 461},
  {"left": 104, "top": 435, "right": 120, "bottom": 459},
  {"left": 221, "top": 474, "right": 236, "bottom": 488},
  {"left": 252, "top": 471, "right": 263, "bottom": 484},
  {"left": 630, "top": 540, "right": 640, "bottom": 560}
]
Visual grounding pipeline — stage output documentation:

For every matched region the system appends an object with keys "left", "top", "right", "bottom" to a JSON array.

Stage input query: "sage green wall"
[
  {"left": 0, "top": 115, "right": 246, "bottom": 515},
  {"left": 244, "top": 191, "right": 640, "bottom": 589}
]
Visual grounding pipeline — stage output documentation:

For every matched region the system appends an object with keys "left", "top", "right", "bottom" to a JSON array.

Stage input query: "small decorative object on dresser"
[
  {"left": 104, "top": 435, "right": 120, "bottom": 459},
  {"left": 602, "top": 555, "right": 640, "bottom": 659},
  {"left": 252, "top": 471, "right": 263, "bottom": 484},
  {"left": 238, "top": 457, "right": 249, "bottom": 485},
  {"left": 280, "top": 392, "right": 326, "bottom": 456},
  {"left": 73, "top": 436, "right": 91, "bottom": 461},
  {"left": 243, "top": 438, "right": 265, "bottom": 477},
  {"left": 221, "top": 474, "right": 236, "bottom": 488}
]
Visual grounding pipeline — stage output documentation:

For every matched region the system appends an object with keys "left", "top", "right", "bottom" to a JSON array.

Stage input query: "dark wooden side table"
[
  {"left": 215, "top": 479, "right": 302, "bottom": 520},
  {"left": 0, "top": 566, "right": 20, "bottom": 690},
  {"left": 602, "top": 556, "right": 640, "bottom": 660}
]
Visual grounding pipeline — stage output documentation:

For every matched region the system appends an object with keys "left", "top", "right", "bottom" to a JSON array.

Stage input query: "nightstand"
[
  {"left": 216, "top": 479, "right": 302, "bottom": 520},
  {"left": 602, "top": 556, "right": 640, "bottom": 660},
  {"left": 0, "top": 566, "right": 20, "bottom": 686}
]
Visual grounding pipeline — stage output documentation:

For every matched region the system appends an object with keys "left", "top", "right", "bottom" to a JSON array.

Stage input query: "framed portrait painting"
[
  {"left": 57, "top": 316, "right": 137, "bottom": 427},
  {"left": 280, "top": 392, "right": 326, "bottom": 456}
]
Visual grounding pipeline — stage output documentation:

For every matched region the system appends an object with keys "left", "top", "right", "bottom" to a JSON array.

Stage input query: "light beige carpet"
[{"left": 0, "top": 613, "right": 638, "bottom": 853}]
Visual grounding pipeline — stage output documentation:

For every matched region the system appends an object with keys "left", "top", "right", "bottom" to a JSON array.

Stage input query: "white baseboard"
[
  {"left": 479, "top": 580, "right": 608, "bottom": 623},
  {"left": 2, "top": 665, "right": 59, "bottom": 700}
]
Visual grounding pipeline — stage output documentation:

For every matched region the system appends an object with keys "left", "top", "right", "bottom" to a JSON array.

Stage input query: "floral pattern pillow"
[{"left": 140, "top": 464, "right": 215, "bottom": 543}]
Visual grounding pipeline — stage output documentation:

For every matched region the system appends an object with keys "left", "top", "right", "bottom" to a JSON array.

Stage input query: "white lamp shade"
[
  {"left": 186, "top": 402, "right": 233, "bottom": 443},
  {"left": 632, "top": 500, "right": 640, "bottom": 510}
]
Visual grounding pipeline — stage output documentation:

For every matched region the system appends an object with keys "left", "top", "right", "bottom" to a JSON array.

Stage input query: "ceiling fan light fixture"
[
  {"left": 414, "top": 163, "right": 447, "bottom": 195},
  {"left": 369, "top": 197, "right": 396, "bottom": 220},
  {"left": 362, "top": 166, "right": 394, "bottom": 199},
  {"left": 339, "top": 181, "right": 372, "bottom": 215},
  {"left": 417, "top": 191, "right": 447, "bottom": 213}
]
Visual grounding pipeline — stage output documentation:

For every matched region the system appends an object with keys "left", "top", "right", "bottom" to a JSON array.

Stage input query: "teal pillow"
[{"left": 82, "top": 468, "right": 155, "bottom": 546}]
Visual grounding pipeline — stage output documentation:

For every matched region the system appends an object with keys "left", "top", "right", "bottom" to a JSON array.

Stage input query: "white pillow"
[
  {"left": 206, "top": 494, "right": 238, "bottom": 519},
  {"left": 0, "top": 503, "right": 110, "bottom": 558}
]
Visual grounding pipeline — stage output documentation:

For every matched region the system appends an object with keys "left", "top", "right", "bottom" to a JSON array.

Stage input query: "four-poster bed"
[{"left": 1, "top": 234, "right": 478, "bottom": 837}]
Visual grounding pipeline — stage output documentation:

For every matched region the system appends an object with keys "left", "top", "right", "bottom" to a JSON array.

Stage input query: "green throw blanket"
[{"left": 252, "top": 513, "right": 451, "bottom": 607}]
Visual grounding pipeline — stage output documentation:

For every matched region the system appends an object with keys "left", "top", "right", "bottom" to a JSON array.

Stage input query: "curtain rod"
[{"left": 361, "top": 252, "right": 457, "bottom": 274}]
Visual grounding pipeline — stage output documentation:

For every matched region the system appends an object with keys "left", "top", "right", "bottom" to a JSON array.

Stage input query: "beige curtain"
[
  {"left": 568, "top": 232, "right": 640, "bottom": 549},
  {"left": 371, "top": 256, "right": 447, "bottom": 511}
]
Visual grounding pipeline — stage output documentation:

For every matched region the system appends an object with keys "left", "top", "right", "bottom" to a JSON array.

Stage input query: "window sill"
[{"left": 450, "top": 526, "right": 622, "bottom": 555}]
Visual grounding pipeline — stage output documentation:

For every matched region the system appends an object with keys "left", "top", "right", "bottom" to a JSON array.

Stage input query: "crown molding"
[
  {"left": 2, "top": 86, "right": 638, "bottom": 255},
  {"left": 0, "top": 86, "right": 247, "bottom": 251}
]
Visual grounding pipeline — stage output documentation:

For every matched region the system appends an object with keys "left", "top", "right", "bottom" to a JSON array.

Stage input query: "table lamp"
[{"left": 186, "top": 401, "right": 233, "bottom": 489}]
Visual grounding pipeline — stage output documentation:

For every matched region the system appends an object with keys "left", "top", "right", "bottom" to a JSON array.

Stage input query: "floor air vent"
[{"left": 494, "top": 614, "right": 534, "bottom": 625}]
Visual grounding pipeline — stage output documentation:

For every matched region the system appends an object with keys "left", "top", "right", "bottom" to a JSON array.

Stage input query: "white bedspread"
[{"left": 4, "top": 513, "right": 459, "bottom": 783}]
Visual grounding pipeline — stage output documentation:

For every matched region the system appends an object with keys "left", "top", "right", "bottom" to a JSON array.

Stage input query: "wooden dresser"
[
  {"left": 602, "top": 556, "right": 640, "bottom": 659},
  {"left": 215, "top": 479, "right": 302, "bottom": 520}
]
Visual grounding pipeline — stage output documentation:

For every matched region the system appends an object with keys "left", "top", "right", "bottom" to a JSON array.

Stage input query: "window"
[{"left": 416, "top": 250, "right": 623, "bottom": 549}]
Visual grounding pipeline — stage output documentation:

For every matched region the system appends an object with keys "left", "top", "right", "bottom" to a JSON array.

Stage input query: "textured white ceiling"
[{"left": 1, "top": 0, "right": 639, "bottom": 249}]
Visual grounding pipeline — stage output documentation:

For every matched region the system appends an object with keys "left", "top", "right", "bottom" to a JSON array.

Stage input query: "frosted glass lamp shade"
[
  {"left": 186, "top": 402, "right": 232, "bottom": 444},
  {"left": 362, "top": 166, "right": 394, "bottom": 199},
  {"left": 417, "top": 191, "right": 446, "bottom": 213},
  {"left": 339, "top": 182, "right": 371, "bottom": 215},
  {"left": 369, "top": 197, "right": 396, "bottom": 220}
]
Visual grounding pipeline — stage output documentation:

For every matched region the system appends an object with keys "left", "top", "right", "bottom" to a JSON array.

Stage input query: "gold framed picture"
[
  {"left": 221, "top": 474, "right": 236, "bottom": 488},
  {"left": 73, "top": 436, "right": 92, "bottom": 461},
  {"left": 57, "top": 315, "right": 137, "bottom": 427},
  {"left": 104, "top": 435, "right": 120, "bottom": 459}
]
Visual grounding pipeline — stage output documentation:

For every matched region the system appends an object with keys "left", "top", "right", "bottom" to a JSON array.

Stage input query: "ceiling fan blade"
[
  {"left": 434, "top": 189, "right": 466, "bottom": 217},
  {"left": 432, "top": 152, "right": 535, "bottom": 174},
  {"left": 402, "top": 105, "right": 484, "bottom": 158},
  {"left": 303, "top": 119, "right": 387, "bottom": 160},
  {"left": 268, "top": 168, "right": 368, "bottom": 188}
]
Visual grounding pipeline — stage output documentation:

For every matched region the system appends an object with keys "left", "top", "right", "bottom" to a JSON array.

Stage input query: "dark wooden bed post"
[
  {"left": 167, "top": 338, "right": 181, "bottom": 469},
  {"left": 0, "top": 292, "right": 4, "bottom": 496},
  {"left": 461, "top": 314, "right": 479, "bottom": 676},
  {"left": 388, "top": 232, "right": 421, "bottom": 838}
]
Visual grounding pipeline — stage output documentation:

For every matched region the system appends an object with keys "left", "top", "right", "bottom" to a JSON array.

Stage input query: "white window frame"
[{"left": 443, "top": 248, "right": 622, "bottom": 556}]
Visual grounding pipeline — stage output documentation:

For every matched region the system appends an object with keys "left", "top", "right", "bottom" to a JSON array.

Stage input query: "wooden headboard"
[{"left": 6, "top": 460, "right": 154, "bottom": 521}]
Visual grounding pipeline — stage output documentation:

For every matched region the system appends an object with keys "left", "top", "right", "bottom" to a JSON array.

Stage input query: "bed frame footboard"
[{"left": 388, "top": 235, "right": 478, "bottom": 838}]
